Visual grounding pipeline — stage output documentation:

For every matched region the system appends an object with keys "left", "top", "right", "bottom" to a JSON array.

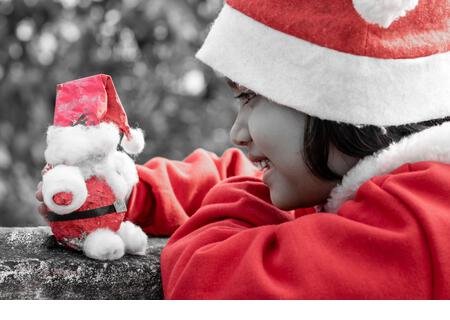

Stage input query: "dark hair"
[{"left": 303, "top": 116, "right": 450, "bottom": 181}]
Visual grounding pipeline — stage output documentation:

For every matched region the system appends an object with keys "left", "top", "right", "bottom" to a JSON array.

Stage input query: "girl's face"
[{"left": 227, "top": 79, "right": 358, "bottom": 210}]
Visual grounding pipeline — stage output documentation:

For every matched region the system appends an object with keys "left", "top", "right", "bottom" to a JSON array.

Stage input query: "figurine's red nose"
[{"left": 53, "top": 192, "right": 73, "bottom": 206}]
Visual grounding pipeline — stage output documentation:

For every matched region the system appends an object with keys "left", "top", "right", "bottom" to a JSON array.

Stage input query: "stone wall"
[{"left": 0, "top": 227, "right": 167, "bottom": 299}]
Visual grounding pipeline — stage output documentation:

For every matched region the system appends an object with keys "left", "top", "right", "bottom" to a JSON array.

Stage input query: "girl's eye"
[{"left": 234, "top": 91, "right": 257, "bottom": 105}]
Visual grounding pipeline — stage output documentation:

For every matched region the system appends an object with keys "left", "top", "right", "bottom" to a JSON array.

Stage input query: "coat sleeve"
[
  {"left": 125, "top": 148, "right": 263, "bottom": 235},
  {"left": 160, "top": 175, "right": 432, "bottom": 299}
]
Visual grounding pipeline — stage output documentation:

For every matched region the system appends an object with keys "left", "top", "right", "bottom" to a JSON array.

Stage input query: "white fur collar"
[{"left": 324, "top": 122, "right": 450, "bottom": 212}]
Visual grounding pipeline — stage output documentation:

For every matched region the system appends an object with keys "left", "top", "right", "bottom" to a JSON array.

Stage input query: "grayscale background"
[{"left": 0, "top": 0, "right": 239, "bottom": 226}]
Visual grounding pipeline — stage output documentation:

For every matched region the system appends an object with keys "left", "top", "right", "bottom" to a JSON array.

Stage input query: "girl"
[{"left": 38, "top": 0, "right": 450, "bottom": 299}]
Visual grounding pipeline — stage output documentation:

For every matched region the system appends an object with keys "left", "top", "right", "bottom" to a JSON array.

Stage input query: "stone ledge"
[{"left": 0, "top": 227, "right": 167, "bottom": 299}]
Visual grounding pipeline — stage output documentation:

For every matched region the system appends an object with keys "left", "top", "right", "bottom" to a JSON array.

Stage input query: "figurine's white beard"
[
  {"left": 42, "top": 151, "right": 138, "bottom": 216},
  {"left": 79, "top": 150, "right": 138, "bottom": 200},
  {"left": 43, "top": 122, "right": 139, "bottom": 205}
]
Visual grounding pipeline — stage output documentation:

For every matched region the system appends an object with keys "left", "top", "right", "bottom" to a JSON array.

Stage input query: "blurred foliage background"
[{"left": 0, "top": 0, "right": 239, "bottom": 226}]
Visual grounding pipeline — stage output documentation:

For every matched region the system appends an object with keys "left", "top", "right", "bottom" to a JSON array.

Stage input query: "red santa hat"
[
  {"left": 45, "top": 74, "right": 145, "bottom": 166},
  {"left": 196, "top": 0, "right": 450, "bottom": 126}
]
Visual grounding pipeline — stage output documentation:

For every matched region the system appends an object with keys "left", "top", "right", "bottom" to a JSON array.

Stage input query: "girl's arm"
[
  {"left": 125, "top": 148, "right": 263, "bottom": 235},
  {"left": 161, "top": 168, "right": 435, "bottom": 299}
]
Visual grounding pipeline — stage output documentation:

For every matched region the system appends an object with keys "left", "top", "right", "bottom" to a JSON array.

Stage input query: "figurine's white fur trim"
[
  {"left": 80, "top": 151, "right": 138, "bottom": 200},
  {"left": 325, "top": 121, "right": 450, "bottom": 212},
  {"left": 117, "top": 221, "right": 147, "bottom": 255},
  {"left": 121, "top": 128, "right": 145, "bottom": 155},
  {"left": 42, "top": 165, "right": 87, "bottom": 215},
  {"left": 83, "top": 229, "right": 125, "bottom": 261},
  {"left": 353, "top": 0, "right": 419, "bottom": 28},
  {"left": 45, "top": 120, "right": 138, "bottom": 200},
  {"left": 45, "top": 122, "right": 120, "bottom": 166},
  {"left": 196, "top": 4, "right": 450, "bottom": 126},
  {"left": 111, "top": 151, "right": 139, "bottom": 194}
]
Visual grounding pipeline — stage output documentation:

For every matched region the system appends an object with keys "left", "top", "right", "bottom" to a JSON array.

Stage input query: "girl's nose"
[
  {"left": 230, "top": 102, "right": 253, "bottom": 146},
  {"left": 230, "top": 120, "right": 251, "bottom": 146}
]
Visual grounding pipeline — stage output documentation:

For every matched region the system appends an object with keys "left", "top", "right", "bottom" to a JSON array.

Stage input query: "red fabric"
[
  {"left": 49, "top": 176, "right": 125, "bottom": 250},
  {"left": 54, "top": 74, "right": 131, "bottom": 136},
  {"left": 125, "top": 148, "right": 265, "bottom": 235},
  {"left": 127, "top": 147, "right": 450, "bottom": 298},
  {"left": 145, "top": 158, "right": 450, "bottom": 299},
  {"left": 226, "top": 0, "right": 450, "bottom": 58}
]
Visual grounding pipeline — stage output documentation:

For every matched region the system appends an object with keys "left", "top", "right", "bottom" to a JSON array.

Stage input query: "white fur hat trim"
[
  {"left": 196, "top": 4, "right": 450, "bottom": 126},
  {"left": 45, "top": 122, "right": 120, "bottom": 166},
  {"left": 120, "top": 128, "right": 145, "bottom": 155},
  {"left": 42, "top": 165, "right": 88, "bottom": 215},
  {"left": 352, "top": 0, "right": 419, "bottom": 28}
]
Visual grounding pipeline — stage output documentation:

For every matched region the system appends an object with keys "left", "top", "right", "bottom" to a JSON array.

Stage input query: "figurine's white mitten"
[
  {"left": 42, "top": 165, "right": 87, "bottom": 215},
  {"left": 83, "top": 229, "right": 125, "bottom": 261},
  {"left": 117, "top": 221, "right": 148, "bottom": 255}
]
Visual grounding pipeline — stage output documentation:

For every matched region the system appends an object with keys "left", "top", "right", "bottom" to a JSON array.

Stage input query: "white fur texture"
[
  {"left": 121, "top": 128, "right": 145, "bottom": 155},
  {"left": 80, "top": 150, "right": 138, "bottom": 200},
  {"left": 196, "top": 4, "right": 450, "bottom": 126},
  {"left": 45, "top": 122, "right": 120, "bottom": 166},
  {"left": 325, "top": 122, "right": 450, "bottom": 212},
  {"left": 45, "top": 120, "right": 138, "bottom": 201},
  {"left": 42, "top": 165, "right": 88, "bottom": 215},
  {"left": 117, "top": 221, "right": 147, "bottom": 255},
  {"left": 110, "top": 150, "right": 139, "bottom": 194},
  {"left": 83, "top": 228, "right": 125, "bottom": 261},
  {"left": 353, "top": 0, "right": 419, "bottom": 28}
]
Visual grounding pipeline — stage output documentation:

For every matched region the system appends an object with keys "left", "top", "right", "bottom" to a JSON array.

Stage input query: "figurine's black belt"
[{"left": 47, "top": 204, "right": 119, "bottom": 222}]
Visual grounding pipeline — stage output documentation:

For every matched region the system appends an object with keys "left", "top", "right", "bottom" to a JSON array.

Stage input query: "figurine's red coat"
[
  {"left": 126, "top": 148, "right": 450, "bottom": 299},
  {"left": 50, "top": 176, "right": 125, "bottom": 250}
]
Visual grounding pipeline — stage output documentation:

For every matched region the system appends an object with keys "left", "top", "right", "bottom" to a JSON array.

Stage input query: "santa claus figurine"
[{"left": 41, "top": 74, "right": 147, "bottom": 261}]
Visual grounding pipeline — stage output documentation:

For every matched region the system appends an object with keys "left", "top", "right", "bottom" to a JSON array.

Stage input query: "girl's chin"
[
  {"left": 268, "top": 183, "right": 310, "bottom": 210},
  {"left": 271, "top": 197, "right": 297, "bottom": 211},
  {"left": 268, "top": 186, "right": 295, "bottom": 210},
  {"left": 262, "top": 166, "right": 275, "bottom": 185}
]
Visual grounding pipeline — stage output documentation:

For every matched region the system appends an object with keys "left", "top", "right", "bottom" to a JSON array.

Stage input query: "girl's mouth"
[
  {"left": 252, "top": 159, "right": 273, "bottom": 172},
  {"left": 250, "top": 156, "right": 275, "bottom": 184}
]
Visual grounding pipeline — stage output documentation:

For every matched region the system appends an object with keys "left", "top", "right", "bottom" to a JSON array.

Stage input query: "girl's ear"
[{"left": 327, "top": 144, "right": 359, "bottom": 177}]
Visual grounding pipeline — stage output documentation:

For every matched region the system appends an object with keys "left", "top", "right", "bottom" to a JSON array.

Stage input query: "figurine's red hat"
[
  {"left": 45, "top": 74, "right": 145, "bottom": 166},
  {"left": 54, "top": 74, "right": 132, "bottom": 136}
]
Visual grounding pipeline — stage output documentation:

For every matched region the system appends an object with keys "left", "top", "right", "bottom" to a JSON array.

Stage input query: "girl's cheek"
[{"left": 248, "top": 113, "right": 270, "bottom": 148}]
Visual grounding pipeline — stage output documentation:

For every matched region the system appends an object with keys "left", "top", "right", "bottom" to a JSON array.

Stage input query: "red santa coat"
[
  {"left": 48, "top": 176, "right": 126, "bottom": 250},
  {"left": 126, "top": 123, "right": 450, "bottom": 299}
]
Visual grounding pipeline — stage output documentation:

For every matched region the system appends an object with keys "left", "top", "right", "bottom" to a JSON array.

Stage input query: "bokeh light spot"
[
  {"left": 16, "top": 19, "right": 35, "bottom": 42},
  {"left": 60, "top": 21, "right": 81, "bottom": 42},
  {"left": 180, "top": 69, "right": 206, "bottom": 96}
]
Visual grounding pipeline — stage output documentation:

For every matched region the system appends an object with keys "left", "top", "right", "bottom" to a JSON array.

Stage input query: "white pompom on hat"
[{"left": 120, "top": 128, "right": 145, "bottom": 155}]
